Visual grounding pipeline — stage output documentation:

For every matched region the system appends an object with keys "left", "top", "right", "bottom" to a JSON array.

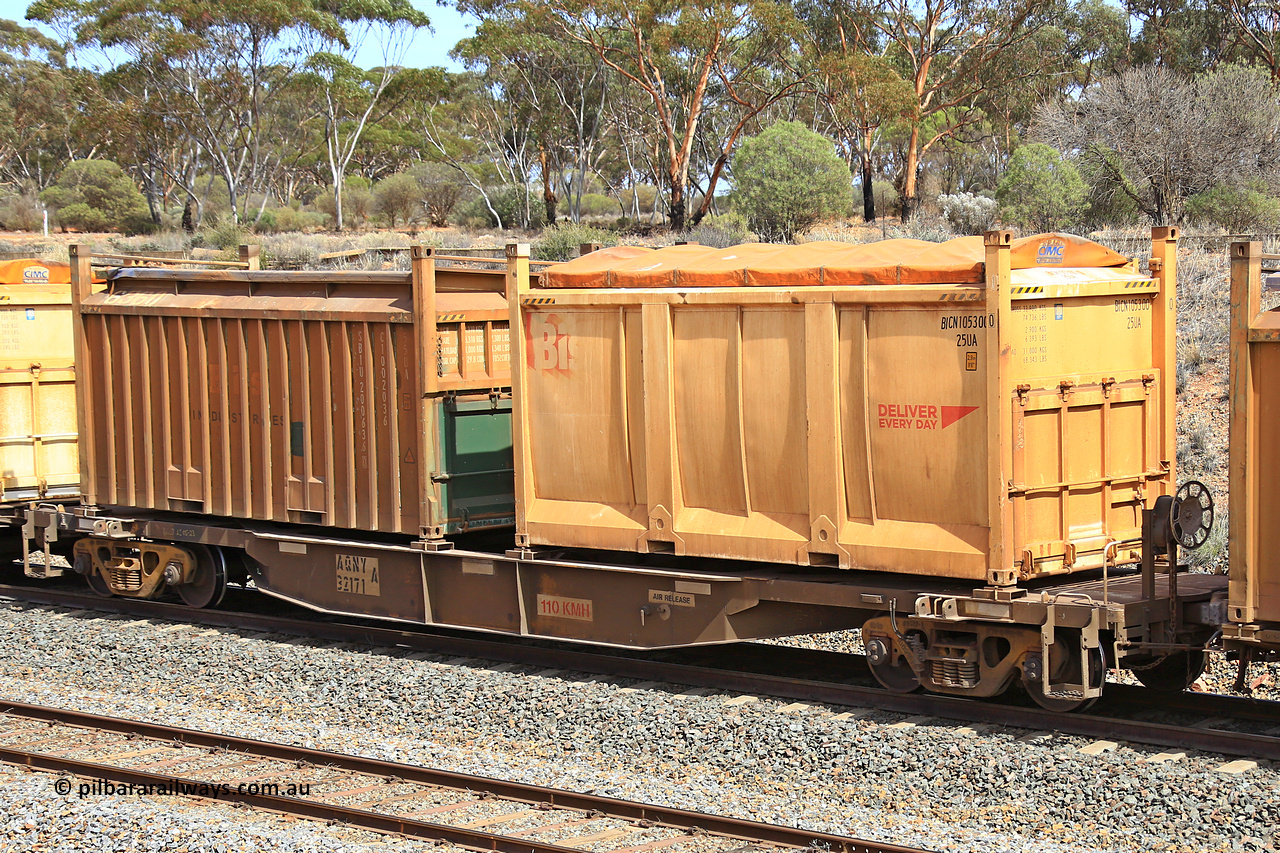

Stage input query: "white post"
[{"left": 42, "top": 208, "right": 48, "bottom": 237}]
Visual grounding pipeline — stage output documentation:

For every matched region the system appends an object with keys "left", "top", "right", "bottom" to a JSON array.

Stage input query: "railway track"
[
  {"left": 0, "top": 700, "right": 920, "bottom": 853},
  {"left": 2, "top": 582, "right": 1278, "bottom": 764}
]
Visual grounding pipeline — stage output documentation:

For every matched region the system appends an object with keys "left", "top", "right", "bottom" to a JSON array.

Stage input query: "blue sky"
[{"left": 0, "top": 0, "right": 476, "bottom": 71}]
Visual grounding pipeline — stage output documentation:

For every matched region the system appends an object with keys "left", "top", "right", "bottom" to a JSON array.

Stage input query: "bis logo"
[
  {"left": 21, "top": 266, "right": 49, "bottom": 284},
  {"left": 1035, "top": 237, "right": 1066, "bottom": 265},
  {"left": 525, "top": 312, "right": 572, "bottom": 374}
]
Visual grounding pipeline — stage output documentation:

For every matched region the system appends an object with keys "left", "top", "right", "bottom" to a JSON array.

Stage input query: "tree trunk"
[
  {"left": 669, "top": 180, "right": 687, "bottom": 232},
  {"left": 900, "top": 124, "right": 921, "bottom": 221},
  {"left": 690, "top": 153, "right": 731, "bottom": 227},
  {"left": 182, "top": 198, "right": 197, "bottom": 233},
  {"left": 862, "top": 158, "right": 876, "bottom": 223},
  {"left": 334, "top": 184, "right": 344, "bottom": 232},
  {"left": 541, "top": 149, "right": 558, "bottom": 225}
]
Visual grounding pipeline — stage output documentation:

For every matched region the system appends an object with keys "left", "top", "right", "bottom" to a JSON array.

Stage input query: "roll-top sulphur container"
[
  {"left": 508, "top": 229, "right": 1179, "bottom": 585},
  {"left": 0, "top": 258, "right": 80, "bottom": 502}
]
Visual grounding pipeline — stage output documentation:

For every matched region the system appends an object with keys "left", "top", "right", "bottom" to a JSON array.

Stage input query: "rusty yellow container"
[
  {"left": 509, "top": 230, "right": 1179, "bottom": 585},
  {"left": 0, "top": 259, "right": 80, "bottom": 501},
  {"left": 1227, "top": 242, "right": 1280, "bottom": 645},
  {"left": 70, "top": 247, "right": 513, "bottom": 538}
]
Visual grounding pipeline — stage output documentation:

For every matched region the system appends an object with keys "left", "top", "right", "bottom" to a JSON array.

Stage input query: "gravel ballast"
[
  {"left": 0, "top": 762, "right": 449, "bottom": 853},
  {"left": 0, "top": 602, "right": 1276, "bottom": 853}
]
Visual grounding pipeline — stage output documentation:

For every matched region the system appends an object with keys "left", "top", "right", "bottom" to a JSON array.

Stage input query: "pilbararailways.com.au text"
[{"left": 53, "top": 777, "right": 311, "bottom": 799}]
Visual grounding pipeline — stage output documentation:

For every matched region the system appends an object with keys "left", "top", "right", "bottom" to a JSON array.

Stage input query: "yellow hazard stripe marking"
[
  {"left": 937, "top": 292, "right": 982, "bottom": 301},
  {"left": 524, "top": 297, "right": 556, "bottom": 305},
  {"left": 1124, "top": 279, "right": 1157, "bottom": 288},
  {"left": 437, "top": 313, "right": 468, "bottom": 322},
  {"left": 1012, "top": 285, "right": 1045, "bottom": 295}
]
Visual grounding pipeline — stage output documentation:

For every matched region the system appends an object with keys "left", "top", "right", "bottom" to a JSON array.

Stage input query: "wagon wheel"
[
  {"left": 868, "top": 656, "right": 922, "bottom": 693},
  {"left": 1132, "top": 649, "right": 1207, "bottom": 693},
  {"left": 864, "top": 633, "right": 922, "bottom": 693},
  {"left": 1026, "top": 641, "right": 1105, "bottom": 713},
  {"left": 177, "top": 544, "right": 228, "bottom": 609},
  {"left": 85, "top": 567, "right": 114, "bottom": 598}
]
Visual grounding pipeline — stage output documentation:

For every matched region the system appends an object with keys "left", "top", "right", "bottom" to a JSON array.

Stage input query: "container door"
[{"left": 1006, "top": 275, "right": 1168, "bottom": 575}]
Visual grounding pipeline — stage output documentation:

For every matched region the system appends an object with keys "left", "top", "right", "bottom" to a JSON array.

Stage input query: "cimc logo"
[
  {"left": 524, "top": 312, "right": 572, "bottom": 374},
  {"left": 1036, "top": 237, "right": 1066, "bottom": 265},
  {"left": 21, "top": 266, "right": 49, "bottom": 283}
]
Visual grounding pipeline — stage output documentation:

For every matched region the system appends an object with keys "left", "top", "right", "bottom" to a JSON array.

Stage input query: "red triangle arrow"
[{"left": 941, "top": 405, "right": 979, "bottom": 429}]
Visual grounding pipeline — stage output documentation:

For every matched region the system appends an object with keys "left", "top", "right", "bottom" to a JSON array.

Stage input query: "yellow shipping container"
[
  {"left": 509, "top": 229, "right": 1179, "bottom": 586},
  {"left": 0, "top": 259, "right": 79, "bottom": 502},
  {"left": 1227, "top": 241, "right": 1280, "bottom": 646}
]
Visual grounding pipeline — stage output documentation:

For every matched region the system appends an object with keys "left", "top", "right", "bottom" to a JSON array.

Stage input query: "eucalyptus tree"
[
  {"left": 413, "top": 67, "right": 540, "bottom": 229},
  {"left": 834, "top": 0, "right": 1072, "bottom": 219},
  {"left": 0, "top": 19, "right": 99, "bottom": 190},
  {"left": 503, "top": 0, "right": 809, "bottom": 230},
  {"left": 453, "top": 10, "right": 613, "bottom": 225},
  {"left": 29, "top": 0, "right": 369, "bottom": 225},
  {"left": 299, "top": 0, "right": 428, "bottom": 231},
  {"left": 799, "top": 2, "right": 916, "bottom": 222}
]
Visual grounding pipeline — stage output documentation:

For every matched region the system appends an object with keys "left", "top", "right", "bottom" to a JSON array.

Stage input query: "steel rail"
[
  {"left": 0, "top": 701, "right": 918, "bottom": 853},
  {"left": 2, "top": 584, "right": 1278, "bottom": 762}
]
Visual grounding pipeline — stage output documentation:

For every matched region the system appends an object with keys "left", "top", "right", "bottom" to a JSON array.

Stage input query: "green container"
[{"left": 436, "top": 395, "right": 515, "bottom": 533}]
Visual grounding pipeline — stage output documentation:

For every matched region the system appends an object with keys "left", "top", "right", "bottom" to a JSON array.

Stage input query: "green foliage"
[
  {"left": 0, "top": 189, "right": 45, "bottom": 231},
  {"left": 407, "top": 162, "right": 465, "bottom": 227},
  {"left": 681, "top": 212, "right": 754, "bottom": 248},
  {"left": 577, "top": 193, "right": 616, "bottom": 218},
  {"left": 39, "top": 159, "right": 152, "bottom": 234},
  {"left": 316, "top": 177, "right": 376, "bottom": 229},
  {"left": 533, "top": 222, "right": 618, "bottom": 262},
  {"left": 374, "top": 173, "right": 422, "bottom": 228},
  {"left": 460, "top": 186, "right": 545, "bottom": 231},
  {"left": 1185, "top": 182, "right": 1280, "bottom": 233},
  {"left": 197, "top": 220, "right": 247, "bottom": 250},
  {"left": 731, "top": 121, "right": 851, "bottom": 242},
  {"left": 995, "top": 144, "right": 1087, "bottom": 232}
]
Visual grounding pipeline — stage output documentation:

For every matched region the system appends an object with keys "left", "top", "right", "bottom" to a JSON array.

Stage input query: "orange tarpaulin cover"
[
  {"left": 0, "top": 259, "right": 71, "bottom": 285},
  {"left": 540, "top": 233, "right": 1129, "bottom": 288}
]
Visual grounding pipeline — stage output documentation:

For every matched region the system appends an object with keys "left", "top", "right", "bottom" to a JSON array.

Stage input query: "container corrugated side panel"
[
  {"left": 82, "top": 307, "right": 417, "bottom": 533},
  {"left": 80, "top": 269, "right": 515, "bottom": 537}
]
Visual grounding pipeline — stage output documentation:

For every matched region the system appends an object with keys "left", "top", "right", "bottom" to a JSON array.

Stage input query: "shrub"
[
  {"left": 576, "top": 193, "right": 617, "bottom": 218},
  {"left": 0, "top": 189, "right": 44, "bottom": 231},
  {"left": 344, "top": 176, "right": 374, "bottom": 228},
  {"left": 731, "top": 120, "right": 852, "bottom": 242},
  {"left": 40, "top": 159, "right": 153, "bottom": 234},
  {"left": 533, "top": 222, "right": 618, "bottom": 262},
  {"left": 995, "top": 143, "right": 1087, "bottom": 233},
  {"left": 938, "top": 192, "right": 998, "bottom": 235},
  {"left": 374, "top": 173, "right": 421, "bottom": 228},
  {"left": 1185, "top": 181, "right": 1280, "bottom": 233},
  {"left": 680, "top": 212, "right": 754, "bottom": 248},
  {"left": 196, "top": 220, "right": 246, "bottom": 251}
]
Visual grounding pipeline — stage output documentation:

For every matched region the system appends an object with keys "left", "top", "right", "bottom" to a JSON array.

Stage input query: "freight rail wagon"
[
  {"left": 26, "top": 233, "right": 1227, "bottom": 712},
  {"left": 511, "top": 230, "right": 1180, "bottom": 587},
  {"left": 66, "top": 246, "right": 515, "bottom": 606},
  {"left": 0, "top": 258, "right": 80, "bottom": 506}
]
